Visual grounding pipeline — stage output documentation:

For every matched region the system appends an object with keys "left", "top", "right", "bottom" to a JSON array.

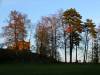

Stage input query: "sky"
[
  {"left": 0, "top": 0, "right": 100, "bottom": 61},
  {"left": 0, "top": 0, "right": 100, "bottom": 26}
]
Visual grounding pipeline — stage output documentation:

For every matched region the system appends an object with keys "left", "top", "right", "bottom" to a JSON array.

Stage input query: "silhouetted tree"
[
  {"left": 63, "top": 8, "right": 82, "bottom": 63},
  {"left": 72, "top": 32, "right": 81, "bottom": 62},
  {"left": 92, "top": 39, "right": 99, "bottom": 63},
  {"left": 97, "top": 26, "right": 100, "bottom": 62}
]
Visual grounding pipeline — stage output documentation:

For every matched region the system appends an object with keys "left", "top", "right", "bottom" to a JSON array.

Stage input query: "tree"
[
  {"left": 35, "top": 16, "right": 52, "bottom": 56},
  {"left": 2, "top": 10, "right": 31, "bottom": 50},
  {"left": 63, "top": 8, "right": 82, "bottom": 63},
  {"left": 97, "top": 26, "right": 100, "bottom": 62},
  {"left": 83, "top": 19, "right": 96, "bottom": 62},
  {"left": 57, "top": 9, "right": 68, "bottom": 63},
  {"left": 35, "top": 22, "right": 49, "bottom": 55},
  {"left": 35, "top": 14, "right": 62, "bottom": 61},
  {"left": 72, "top": 32, "right": 81, "bottom": 62},
  {"left": 92, "top": 39, "right": 99, "bottom": 63},
  {"left": 92, "top": 26, "right": 100, "bottom": 63}
]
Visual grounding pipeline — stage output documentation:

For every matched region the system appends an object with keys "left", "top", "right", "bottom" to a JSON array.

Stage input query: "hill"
[{"left": 0, "top": 48, "right": 58, "bottom": 63}]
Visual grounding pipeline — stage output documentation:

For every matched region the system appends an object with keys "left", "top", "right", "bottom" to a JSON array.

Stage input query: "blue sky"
[{"left": 0, "top": 0, "right": 100, "bottom": 26}]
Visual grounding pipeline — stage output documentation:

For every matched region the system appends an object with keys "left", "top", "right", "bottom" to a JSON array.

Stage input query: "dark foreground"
[{"left": 0, "top": 63, "right": 100, "bottom": 75}]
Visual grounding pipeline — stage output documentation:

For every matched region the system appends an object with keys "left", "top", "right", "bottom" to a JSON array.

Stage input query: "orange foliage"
[{"left": 65, "top": 25, "right": 73, "bottom": 33}]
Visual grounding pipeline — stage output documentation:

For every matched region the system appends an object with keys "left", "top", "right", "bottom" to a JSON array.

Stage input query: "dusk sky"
[{"left": 0, "top": 0, "right": 100, "bottom": 61}]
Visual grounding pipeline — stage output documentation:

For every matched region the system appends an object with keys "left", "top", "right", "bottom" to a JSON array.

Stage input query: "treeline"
[
  {"left": 0, "top": 8, "right": 100, "bottom": 63},
  {"left": 35, "top": 8, "right": 100, "bottom": 63}
]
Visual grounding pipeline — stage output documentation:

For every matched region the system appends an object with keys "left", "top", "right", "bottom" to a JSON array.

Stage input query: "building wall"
[{"left": 11, "top": 41, "right": 30, "bottom": 50}]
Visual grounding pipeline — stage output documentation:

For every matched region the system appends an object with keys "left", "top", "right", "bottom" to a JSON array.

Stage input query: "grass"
[{"left": 0, "top": 63, "right": 100, "bottom": 75}]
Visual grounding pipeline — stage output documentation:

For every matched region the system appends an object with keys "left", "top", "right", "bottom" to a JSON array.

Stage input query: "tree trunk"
[
  {"left": 64, "top": 32, "right": 67, "bottom": 63},
  {"left": 83, "top": 30, "right": 88, "bottom": 63},
  {"left": 14, "top": 24, "right": 18, "bottom": 50},
  {"left": 70, "top": 33, "right": 73, "bottom": 63},
  {"left": 86, "top": 30, "right": 88, "bottom": 62},
  {"left": 54, "top": 28, "right": 57, "bottom": 60},
  {"left": 76, "top": 45, "right": 78, "bottom": 63},
  {"left": 92, "top": 39, "right": 93, "bottom": 62}
]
